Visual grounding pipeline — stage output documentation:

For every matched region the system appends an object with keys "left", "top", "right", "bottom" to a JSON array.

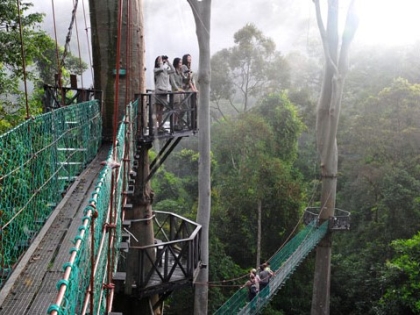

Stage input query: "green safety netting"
[
  {"left": 0, "top": 101, "right": 101, "bottom": 288},
  {"left": 47, "top": 100, "right": 138, "bottom": 315},
  {"left": 214, "top": 220, "right": 329, "bottom": 315}
]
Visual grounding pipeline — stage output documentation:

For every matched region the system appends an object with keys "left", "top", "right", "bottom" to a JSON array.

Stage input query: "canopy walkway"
[
  {"left": 0, "top": 92, "right": 201, "bottom": 314},
  {"left": 214, "top": 220, "right": 329, "bottom": 315},
  {"left": 0, "top": 91, "right": 348, "bottom": 314}
]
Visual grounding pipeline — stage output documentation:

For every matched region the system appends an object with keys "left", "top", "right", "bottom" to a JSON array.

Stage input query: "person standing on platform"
[
  {"left": 170, "top": 57, "right": 185, "bottom": 130},
  {"left": 154, "top": 55, "right": 174, "bottom": 133}
]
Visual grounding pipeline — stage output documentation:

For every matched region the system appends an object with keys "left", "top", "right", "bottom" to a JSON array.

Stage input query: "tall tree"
[
  {"left": 311, "top": 1, "right": 358, "bottom": 314},
  {"left": 212, "top": 93, "right": 305, "bottom": 267},
  {"left": 210, "top": 23, "right": 290, "bottom": 117},
  {"left": 0, "top": 0, "right": 51, "bottom": 131},
  {"left": 34, "top": 37, "right": 88, "bottom": 87},
  {"left": 186, "top": 1, "right": 212, "bottom": 314}
]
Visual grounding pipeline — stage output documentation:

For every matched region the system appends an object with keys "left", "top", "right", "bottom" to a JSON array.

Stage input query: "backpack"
[{"left": 250, "top": 283, "right": 258, "bottom": 295}]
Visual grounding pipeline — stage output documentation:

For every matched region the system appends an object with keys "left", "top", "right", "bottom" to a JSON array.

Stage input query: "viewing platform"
[
  {"left": 113, "top": 211, "right": 202, "bottom": 301},
  {"left": 303, "top": 207, "right": 351, "bottom": 231},
  {"left": 137, "top": 90, "right": 198, "bottom": 142}
]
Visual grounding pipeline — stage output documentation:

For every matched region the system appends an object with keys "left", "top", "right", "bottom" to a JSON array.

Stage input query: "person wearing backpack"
[{"left": 244, "top": 273, "right": 259, "bottom": 302}]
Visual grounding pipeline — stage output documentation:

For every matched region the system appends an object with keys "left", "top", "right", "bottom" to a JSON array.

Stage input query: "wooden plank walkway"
[{"left": 0, "top": 145, "right": 111, "bottom": 315}]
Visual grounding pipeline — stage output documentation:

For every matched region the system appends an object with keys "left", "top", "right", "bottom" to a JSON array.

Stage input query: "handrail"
[{"left": 214, "top": 220, "right": 329, "bottom": 315}]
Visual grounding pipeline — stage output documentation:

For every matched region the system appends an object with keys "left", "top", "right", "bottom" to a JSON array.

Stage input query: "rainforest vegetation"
[{"left": 2, "top": 2, "right": 420, "bottom": 314}]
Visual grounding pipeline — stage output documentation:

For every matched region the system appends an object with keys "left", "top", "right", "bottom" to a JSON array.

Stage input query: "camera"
[{"left": 162, "top": 55, "right": 168, "bottom": 60}]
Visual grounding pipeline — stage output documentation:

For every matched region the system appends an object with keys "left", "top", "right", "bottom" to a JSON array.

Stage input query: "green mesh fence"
[
  {"left": 214, "top": 220, "right": 329, "bottom": 315},
  {"left": 47, "top": 100, "right": 138, "bottom": 315},
  {"left": 0, "top": 101, "right": 101, "bottom": 287}
]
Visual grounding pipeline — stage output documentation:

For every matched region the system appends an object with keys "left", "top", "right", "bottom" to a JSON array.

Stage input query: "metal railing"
[
  {"left": 303, "top": 207, "right": 351, "bottom": 230},
  {"left": 137, "top": 91, "right": 198, "bottom": 140},
  {"left": 128, "top": 210, "right": 202, "bottom": 298}
]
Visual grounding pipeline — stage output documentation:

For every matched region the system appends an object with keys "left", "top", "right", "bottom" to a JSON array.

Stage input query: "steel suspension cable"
[
  {"left": 50, "top": 0, "right": 64, "bottom": 104},
  {"left": 81, "top": 0, "right": 94, "bottom": 84},
  {"left": 125, "top": 0, "right": 131, "bottom": 105},
  {"left": 73, "top": 0, "right": 83, "bottom": 87},
  {"left": 61, "top": 0, "right": 79, "bottom": 69},
  {"left": 105, "top": 0, "right": 124, "bottom": 312}
]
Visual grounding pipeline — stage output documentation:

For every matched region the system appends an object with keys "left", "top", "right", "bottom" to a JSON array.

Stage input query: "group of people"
[
  {"left": 153, "top": 53, "right": 197, "bottom": 132},
  {"left": 244, "top": 262, "right": 274, "bottom": 302}
]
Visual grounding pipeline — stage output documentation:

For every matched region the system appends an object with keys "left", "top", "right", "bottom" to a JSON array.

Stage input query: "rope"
[
  {"left": 73, "top": 0, "right": 83, "bottom": 87},
  {"left": 61, "top": 0, "right": 79, "bottom": 69},
  {"left": 125, "top": 0, "right": 131, "bottom": 105},
  {"left": 50, "top": 0, "right": 62, "bottom": 94},
  {"left": 81, "top": 0, "right": 94, "bottom": 84}
]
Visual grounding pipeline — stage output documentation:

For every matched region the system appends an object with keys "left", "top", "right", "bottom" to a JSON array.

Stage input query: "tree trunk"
[
  {"left": 89, "top": 0, "right": 154, "bottom": 314},
  {"left": 89, "top": 0, "right": 144, "bottom": 139},
  {"left": 311, "top": 1, "right": 358, "bottom": 314},
  {"left": 187, "top": 1, "right": 212, "bottom": 314}
]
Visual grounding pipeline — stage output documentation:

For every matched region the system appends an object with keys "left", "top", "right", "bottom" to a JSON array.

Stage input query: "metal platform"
[{"left": 303, "top": 207, "right": 351, "bottom": 230}]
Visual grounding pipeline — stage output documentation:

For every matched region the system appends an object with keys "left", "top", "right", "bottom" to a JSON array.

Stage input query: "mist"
[
  {"left": 31, "top": 1, "right": 420, "bottom": 90},
  {"left": 32, "top": 0, "right": 93, "bottom": 88},
  {"left": 144, "top": 0, "right": 312, "bottom": 88}
]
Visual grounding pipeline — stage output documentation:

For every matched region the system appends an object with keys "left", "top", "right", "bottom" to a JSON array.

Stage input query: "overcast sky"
[
  {"left": 32, "top": 0, "right": 420, "bottom": 89},
  {"left": 33, "top": 0, "right": 312, "bottom": 89}
]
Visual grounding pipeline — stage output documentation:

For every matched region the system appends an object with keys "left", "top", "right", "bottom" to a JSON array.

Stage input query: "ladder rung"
[
  {"left": 58, "top": 162, "right": 83, "bottom": 165},
  {"left": 58, "top": 176, "right": 78, "bottom": 180},
  {"left": 57, "top": 148, "right": 87, "bottom": 151},
  {"left": 119, "top": 242, "right": 129, "bottom": 252},
  {"left": 123, "top": 204, "right": 133, "bottom": 211}
]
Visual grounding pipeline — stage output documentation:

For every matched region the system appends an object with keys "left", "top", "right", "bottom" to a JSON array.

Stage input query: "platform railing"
[
  {"left": 128, "top": 210, "right": 202, "bottom": 298},
  {"left": 137, "top": 90, "right": 198, "bottom": 140},
  {"left": 303, "top": 207, "right": 351, "bottom": 230}
]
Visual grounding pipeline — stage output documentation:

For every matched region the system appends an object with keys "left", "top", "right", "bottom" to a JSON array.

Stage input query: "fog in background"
[
  {"left": 32, "top": 0, "right": 93, "bottom": 88},
  {"left": 32, "top": 0, "right": 420, "bottom": 90},
  {"left": 33, "top": 0, "right": 314, "bottom": 89},
  {"left": 144, "top": 0, "right": 314, "bottom": 88}
]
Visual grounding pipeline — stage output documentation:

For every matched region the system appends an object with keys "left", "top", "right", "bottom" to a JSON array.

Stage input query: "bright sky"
[
  {"left": 355, "top": 0, "right": 420, "bottom": 46},
  {"left": 31, "top": 0, "right": 420, "bottom": 89}
]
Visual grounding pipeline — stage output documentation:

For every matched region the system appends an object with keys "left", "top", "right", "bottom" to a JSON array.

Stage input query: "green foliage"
[
  {"left": 253, "top": 93, "right": 306, "bottom": 162},
  {"left": 34, "top": 36, "right": 88, "bottom": 86},
  {"left": 151, "top": 148, "right": 216, "bottom": 219},
  {"left": 326, "top": 75, "right": 420, "bottom": 314},
  {"left": 210, "top": 24, "right": 291, "bottom": 116},
  {"left": 0, "top": 1, "right": 88, "bottom": 134},
  {"left": 211, "top": 93, "right": 305, "bottom": 266},
  {"left": 379, "top": 232, "right": 420, "bottom": 314}
]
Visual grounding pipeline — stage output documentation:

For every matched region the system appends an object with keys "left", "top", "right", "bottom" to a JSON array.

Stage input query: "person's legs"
[{"left": 156, "top": 103, "right": 163, "bottom": 129}]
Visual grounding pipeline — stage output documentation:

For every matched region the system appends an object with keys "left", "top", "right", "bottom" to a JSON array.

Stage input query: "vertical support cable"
[
  {"left": 73, "top": 0, "right": 84, "bottom": 87},
  {"left": 16, "top": 0, "right": 30, "bottom": 119},
  {"left": 125, "top": 0, "right": 131, "bottom": 105},
  {"left": 81, "top": 0, "right": 94, "bottom": 83},
  {"left": 51, "top": 0, "right": 64, "bottom": 105},
  {"left": 106, "top": 0, "right": 124, "bottom": 312},
  {"left": 90, "top": 210, "right": 96, "bottom": 315}
]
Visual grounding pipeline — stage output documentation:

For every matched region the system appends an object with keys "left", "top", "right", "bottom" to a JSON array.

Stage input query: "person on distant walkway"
[
  {"left": 243, "top": 273, "right": 259, "bottom": 302},
  {"left": 258, "top": 263, "right": 273, "bottom": 296},
  {"left": 154, "top": 55, "right": 175, "bottom": 132}
]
